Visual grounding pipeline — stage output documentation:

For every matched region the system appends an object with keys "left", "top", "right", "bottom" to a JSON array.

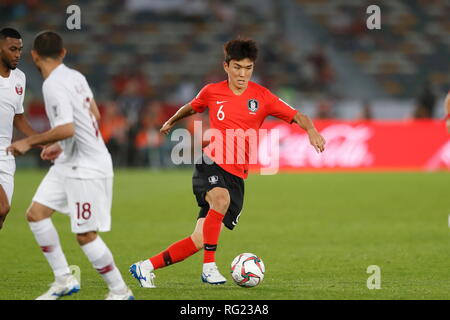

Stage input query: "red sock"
[
  {"left": 149, "top": 236, "right": 199, "bottom": 270},
  {"left": 203, "top": 209, "right": 225, "bottom": 263}
]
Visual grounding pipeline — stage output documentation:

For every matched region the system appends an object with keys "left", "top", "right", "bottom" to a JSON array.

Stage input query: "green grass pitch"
[{"left": 0, "top": 169, "right": 449, "bottom": 300}]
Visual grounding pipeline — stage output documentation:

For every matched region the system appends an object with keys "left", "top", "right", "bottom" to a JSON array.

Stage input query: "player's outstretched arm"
[
  {"left": 7, "top": 123, "right": 74, "bottom": 156},
  {"left": 13, "top": 114, "right": 37, "bottom": 137},
  {"left": 292, "top": 112, "right": 326, "bottom": 153},
  {"left": 444, "top": 92, "right": 450, "bottom": 133},
  {"left": 160, "top": 103, "right": 197, "bottom": 135}
]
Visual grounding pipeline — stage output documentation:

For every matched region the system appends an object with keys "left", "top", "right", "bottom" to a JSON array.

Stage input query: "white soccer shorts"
[
  {"left": 0, "top": 159, "right": 15, "bottom": 205},
  {"left": 32, "top": 166, "right": 113, "bottom": 233}
]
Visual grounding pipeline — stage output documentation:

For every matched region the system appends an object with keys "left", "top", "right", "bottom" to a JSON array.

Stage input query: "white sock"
[
  {"left": 81, "top": 236, "right": 127, "bottom": 293},
  {"left": 141, "top": 259, "right": 154, "bottom": 272},
  {"left": 29, "top": 218, "right": 70, "bottom": 278}
]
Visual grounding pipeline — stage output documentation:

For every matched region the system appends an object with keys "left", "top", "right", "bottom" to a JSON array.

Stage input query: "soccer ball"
[{"left": 230, "top": 253, "right": 265, "bottom": 287}]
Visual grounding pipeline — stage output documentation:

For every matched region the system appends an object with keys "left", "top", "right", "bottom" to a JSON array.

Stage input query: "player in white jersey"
[
  {"left": 0, "top": 28, "right": 37, "bottom": 229},
  {"left": 7, "top": 31, "right": 133, "bottom": 300}
]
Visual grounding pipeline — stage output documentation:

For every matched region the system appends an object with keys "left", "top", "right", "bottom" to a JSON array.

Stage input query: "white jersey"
[
  {"left": 42, "top": 64, "right": 113, "bottom": 179},
  {"left": 0, "top": 68, "right": 25, "bottom": 160}
]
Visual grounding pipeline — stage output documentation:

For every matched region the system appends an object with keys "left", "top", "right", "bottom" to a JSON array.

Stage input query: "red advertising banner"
[{"left": 253, "top": 120, "right": 450, "bottom": 171}]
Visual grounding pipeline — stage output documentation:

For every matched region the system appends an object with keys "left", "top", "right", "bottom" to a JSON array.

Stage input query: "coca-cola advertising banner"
[{"left": 254, "top": 120, "right": 450, "bottom": 171}]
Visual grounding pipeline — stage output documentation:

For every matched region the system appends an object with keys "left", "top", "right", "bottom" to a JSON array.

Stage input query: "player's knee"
[
  {"left": 210, "top": 193, "right": 230, "bottom": 214},
  {"left": 76, "top": 231, "right": 97, "bottom": 245},
  {"left": 26, "top": 206, "right": 42, "bottom": 222},
  {"left": 26, "top": 203, "right": 54, "bottom": 222}
]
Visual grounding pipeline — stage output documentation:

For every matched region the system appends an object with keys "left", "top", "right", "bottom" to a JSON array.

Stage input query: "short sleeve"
[
  {"left": 265, "top": 89, "right": 298, "bottom": 123},
  {"left": 190, "top": 85, "right": 210, "bottom": 113},
  {"left": 43, "top": 81, "right": 74, "bottom": 126}
]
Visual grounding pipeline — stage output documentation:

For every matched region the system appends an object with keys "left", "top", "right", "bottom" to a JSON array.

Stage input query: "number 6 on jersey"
[{"left": 217, "top": 105, "right": 225, "bottom": 121}]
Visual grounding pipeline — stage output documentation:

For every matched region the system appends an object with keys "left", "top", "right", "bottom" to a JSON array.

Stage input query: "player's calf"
[
  {"left": 0, "top": 185, "right": 10, "bottom": 229},
  {"left": 130, "top": 236, "right": 200, "bottom": 288},
  {"left": 0, "top": 203, "right": 10, "bottom": 217},
  {"left": 80, "top": 235, "right": 132, "bottom": 298},
  {"left": 0, "top": 201, "right": 10, "bottom": 229}
]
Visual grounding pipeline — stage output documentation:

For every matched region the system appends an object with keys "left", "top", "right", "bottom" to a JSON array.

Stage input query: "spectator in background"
[
  {"left": 315, "top": 100, "right": 334, "bottom": 119},
  {"left": 204, "top": 66, "right": 224, "bottom": 84},
  {"left": 358, "top": 100, "right": 374, "bottom": 120},
  {"left": 413, "top": 81, "right": 436, "bottom": 118},
  {"left": 112, "top": 69, "right": 151, "bottom": 166},
  {"left": 444, "top": 90, "right": 450, "bottom": 133},
  {"left": 170, "top": 76, "right": 197, "bottom": 106},
  {"left": 99, "top": 101, "right": 129, "bottom": 167},
  {"left": 134, "top": 101, "right": 166, "bottom": 167},
  {"left": 307, "top": 45, "right": 335, "bottom": 92},
  {"left": 112, "top": 67, "right": 153, "bottom": 99},
  {"left": 117, "top": 78, "right": 147, "bottom": 127}
]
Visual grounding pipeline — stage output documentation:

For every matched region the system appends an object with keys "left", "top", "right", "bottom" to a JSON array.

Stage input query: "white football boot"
[
  {"left": 105, "top": 287, "right": 135, "bottom": 300},
  {"left": 129, "top": 261, "right": 156, "bottom": 288},
  {"left": 201, "top": 262, "right": 227, "bottom": 285},
  {"left": 36, "top": 274, "right": 80, "bottom": 300}
]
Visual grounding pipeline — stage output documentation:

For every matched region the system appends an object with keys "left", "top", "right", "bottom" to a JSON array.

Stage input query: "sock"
[
  {"left": 203, "top": 209, "right": 224, "bottom": 263},
  {"left": 149, "top": 236, "right": 199, "bottom": 270},
  {"left": 81, "top": 236, "right": 127, "bottom": 293},
  {"left": 29, "top": 218, "right": 70, "bottom": 278}
]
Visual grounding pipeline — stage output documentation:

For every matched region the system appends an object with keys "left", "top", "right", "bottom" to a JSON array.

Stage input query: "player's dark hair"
[
  {"left": 0, "top": 28, "right": 22, "bottom": 40},
  {"left": 224, "top": 38, "right": 258, "bottom": 64},
  {"left": 33, "top": 31, "right": 63, "bottom": 59}
]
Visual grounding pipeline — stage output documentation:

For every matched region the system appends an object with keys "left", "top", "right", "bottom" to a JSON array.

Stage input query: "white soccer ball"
[{"left": 230, "top": 253, "right": 265, "bottom": 287}]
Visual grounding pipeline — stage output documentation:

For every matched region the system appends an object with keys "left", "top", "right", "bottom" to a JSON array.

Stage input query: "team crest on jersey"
[
  {"left": 248, "top": 99, "right": 259, "bottom": 113},
  {"left": 208, "top": 175, "right": 219, "bottom": 185},
  {"left": 15, "top": 83, "right": 23, "bottom": 95}
]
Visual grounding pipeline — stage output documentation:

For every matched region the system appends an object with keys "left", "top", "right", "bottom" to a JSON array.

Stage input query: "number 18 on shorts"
[{"left": 33, "top": 166, "right": 113, "bottom": 233}]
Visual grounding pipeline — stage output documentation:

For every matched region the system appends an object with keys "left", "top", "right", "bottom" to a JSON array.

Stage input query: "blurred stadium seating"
[{"left": 295, "top": 0, "right": 450, "bottom": 98}]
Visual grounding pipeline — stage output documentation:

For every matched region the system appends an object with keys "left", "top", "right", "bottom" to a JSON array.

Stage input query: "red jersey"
[{"left": 190, "top": 80, "right": 298, "bottom": 179}]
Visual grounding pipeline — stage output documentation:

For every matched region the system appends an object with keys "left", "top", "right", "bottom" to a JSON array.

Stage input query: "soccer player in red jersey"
[{"left": 130, "top": 39, "right": 326, "bottom": 286}]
